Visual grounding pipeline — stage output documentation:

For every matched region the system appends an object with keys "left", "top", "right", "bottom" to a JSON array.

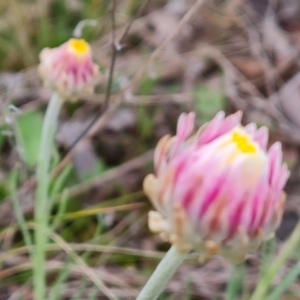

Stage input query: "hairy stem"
[
  {"left": 34, "top": 92, "right": 62, "bottom": 300},
  {"left": 136, "top": 245, "right": 187, "bottom": 300}
]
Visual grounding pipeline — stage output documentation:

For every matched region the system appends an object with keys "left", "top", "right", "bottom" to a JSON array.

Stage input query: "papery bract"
[
  {"left": 144, "top": 111, "right": 289, "bottom": 263},
  {"left": 38, "top": 38, "right": 101, "bottom": 101}
]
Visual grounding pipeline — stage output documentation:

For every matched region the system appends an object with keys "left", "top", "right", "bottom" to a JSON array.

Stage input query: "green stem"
[
  {"left": 225, "top": 264, "right": 244, "bottom": 300},
  {"left": 266, "top": 260, "right": 300, "bottom": 300},
  {"left": 250, "top": 222, "right": 300, "bottom": 300},
  {"left": 34, "top": 93, "right": 62, "bottom": 300},
  {"left": 136, "top": 245, "right": 187, "bottom": 300}
]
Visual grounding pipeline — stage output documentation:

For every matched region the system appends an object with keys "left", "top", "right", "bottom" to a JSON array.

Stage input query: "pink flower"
[
  {"left": 143, "top": 111, "right": 289, "bottom": 263},
  {"left": 38, "top": 38, "right": 101, "bottom": 100}
]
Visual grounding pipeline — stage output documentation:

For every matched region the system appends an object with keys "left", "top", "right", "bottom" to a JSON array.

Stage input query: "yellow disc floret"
[
  {"left": 231, "top": 131, "right": 256, "bottom": 154},
  {"left": 68, "top": 39, "right": 90, "bottom": 55}
]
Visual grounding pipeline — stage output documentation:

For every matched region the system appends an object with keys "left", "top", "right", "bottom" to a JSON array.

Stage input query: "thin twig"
[
  {"left": 0, "top": 261, "right": 60, "bottom": 281},
  {"left": 103, "top": 0, "right": 117, "bottom": 111},
  {"left": 119, "top": 0, "right": 150, "bottom": 45},
  {"left": 0, "top": 243, "right": 166, "bottom": 263},
  {"left": 62, "top": 0, "right": 118, "bottom": 155},
  {"left": 65, "top": 150, "right": 153, "bottom": 199},
  {"left": 51, "top": 0, "right": 148, "bottom": 177},
  {"left": 0, "top": 259, "right": 130, "bottom": 291},
  {"left": 52, "top": 0, "right": 206, "bottom": 177},
  {"left": 57, "top": 202, "right": 144, "bottom": 220},
  {"left": 49, "top": 230, "right": 127, "bottom": 300}
]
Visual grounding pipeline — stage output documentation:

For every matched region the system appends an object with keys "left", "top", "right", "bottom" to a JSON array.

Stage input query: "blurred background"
[{"left": 1, "top": 0, "right": 300, "bottom": 299}]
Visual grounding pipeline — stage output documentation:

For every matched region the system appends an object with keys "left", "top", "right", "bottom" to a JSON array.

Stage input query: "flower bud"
[
  {"left": 38, "top": 38, "right": 101, "bottom": 100},
  {"left": 144, "top": 111, "right": 289, "bottom": 263}
]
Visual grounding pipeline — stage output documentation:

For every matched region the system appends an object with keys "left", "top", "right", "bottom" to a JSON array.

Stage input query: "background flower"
[{"left": 38, "top": 38, "right": 101, "bottom": 100}]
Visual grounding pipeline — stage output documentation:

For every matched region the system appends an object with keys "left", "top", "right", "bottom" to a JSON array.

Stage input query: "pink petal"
[
  {"left": 247, "top": 178, "right": 269, "bottom": 233},
  {"left": 217, "top": 110, "right": 242, "bottom": 136},
  {"left": 198, "top": 168, "right": 228, "bottom": 217},
  {"left": 227, "top": 195, "right": 248, "bottom": 238},
  {"left": 197, "top": 111, "right": 225, "bottom": 145},
  {"left": 169, "top": 112, "right": 195, "bottom": 158},
  {"left": 274, "top": 165, "right": 290, "bottom": 192},
  {"left": 253, "top": 126, "right": 269, "bottom": 150},
  {"left": 268, "top": 142, "right": 283, "bottom": 187},
  {"left": 177, "top": 112, "right": 195, "bottom": 140},
  {"left": 244, "top": 123, "right": 257, "bottom": 137},
  {"left": 197, "top": 111, "right": 242, "bottom": 146}
]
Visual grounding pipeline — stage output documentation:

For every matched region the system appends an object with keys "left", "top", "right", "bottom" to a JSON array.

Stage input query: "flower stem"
[
  {"left": 136, "top": 245, "right": 187, "bottom": 300},
  {"left": 225, "top": 264, "right": 244, "bottom": 300},
  {"left": 34, "top": 92, "right": 62, "bottom": 300},
  {"left": 250, "top": 222, "right": 300, "bottom": 300}
]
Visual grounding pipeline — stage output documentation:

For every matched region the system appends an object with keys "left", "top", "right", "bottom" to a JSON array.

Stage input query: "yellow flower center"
[
  {"left": 231, "top": 131, "right": 256, "bottom": 154},
  {"left": 68, "top": 39, "right": 89, "bottom": 55}
]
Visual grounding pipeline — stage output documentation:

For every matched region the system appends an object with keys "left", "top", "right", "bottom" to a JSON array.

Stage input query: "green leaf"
[
  {"left": 14, "top": 110, "right": 44, "bottom": 168},
  {"left": 0, "top": 126, "right": 7, "bottom": 150},
  {"left": 266, "top": 260, "right": 300, "bottom": 300},
  {"left": 194, "top": 85, "right": 226, "bottom": 124},
  {"left": 138, "top": 76, "right": 158, "bottom": 95},
  {"left": 137, "top": 105, "right": 153, "bottom": 139}
]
